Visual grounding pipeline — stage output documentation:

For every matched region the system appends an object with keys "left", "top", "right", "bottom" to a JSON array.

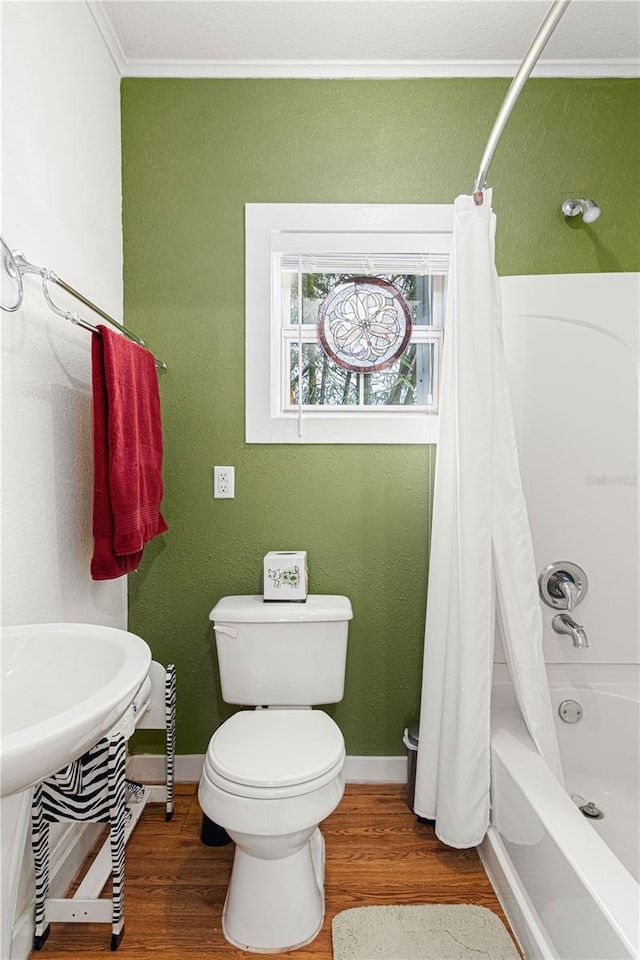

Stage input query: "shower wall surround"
[
  {"left": 121, "top": 78, "right": 640, "bottom": 757},
  {"left": 500, "top": 272, "right": 639, "bottom": 665}
]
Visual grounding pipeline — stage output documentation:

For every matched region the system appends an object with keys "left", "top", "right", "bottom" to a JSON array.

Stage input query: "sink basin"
[{"left": 1, "top": 622, "right": 151, "bottom": 798}]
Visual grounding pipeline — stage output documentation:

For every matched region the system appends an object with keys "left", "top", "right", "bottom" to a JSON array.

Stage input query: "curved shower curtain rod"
[{"left": 473, "top": 0, "right": 572, "bottom": 204}]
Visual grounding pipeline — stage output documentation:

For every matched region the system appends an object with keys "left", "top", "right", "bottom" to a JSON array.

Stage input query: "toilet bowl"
[{"left": 198, "top": 708, "right": 345, "bottom": 952}]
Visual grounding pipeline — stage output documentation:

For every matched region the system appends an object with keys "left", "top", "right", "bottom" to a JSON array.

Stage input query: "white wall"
[
  {"left": 1, "top": 1, "right": 126, "bottom": 627},
  {"left": 499, "top": 273, "right": 640, "bottom": 664},
  {"left": 1, "top": 5, "right": 126, "bottom": 953}
]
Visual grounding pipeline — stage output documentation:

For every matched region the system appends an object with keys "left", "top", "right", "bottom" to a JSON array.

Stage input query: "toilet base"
[{"left": 222, "top": 827, "right": 325, "bottom": 953}]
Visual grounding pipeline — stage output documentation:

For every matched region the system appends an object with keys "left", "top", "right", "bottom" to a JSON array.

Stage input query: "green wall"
[{"left": 122, "top": 79, "right": 639, "bottom": 756}]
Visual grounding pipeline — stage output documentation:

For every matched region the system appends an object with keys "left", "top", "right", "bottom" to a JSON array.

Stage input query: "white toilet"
[{"left": 198, "top": 594, "right": 353, "bottom": 953}]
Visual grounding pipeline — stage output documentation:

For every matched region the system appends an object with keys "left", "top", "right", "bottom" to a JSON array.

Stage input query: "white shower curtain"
[{"left": 414, "top": 192, "right": 563, "bottom": 849}]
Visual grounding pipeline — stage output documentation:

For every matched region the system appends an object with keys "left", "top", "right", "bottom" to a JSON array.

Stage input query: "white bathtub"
[{"left": 479, "top": 664, "right": 640, "bottom": 960}]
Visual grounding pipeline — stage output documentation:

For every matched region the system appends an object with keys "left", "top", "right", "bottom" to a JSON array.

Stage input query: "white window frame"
[{"left": 245, "top": 203, "right": 453, "bottom": 444}]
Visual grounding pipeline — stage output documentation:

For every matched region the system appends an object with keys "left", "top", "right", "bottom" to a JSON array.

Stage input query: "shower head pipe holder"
[{"left": 561, "top": 198, "right": 601, "bottom": 223}]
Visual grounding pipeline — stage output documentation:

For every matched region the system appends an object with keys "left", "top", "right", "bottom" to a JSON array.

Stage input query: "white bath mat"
[{"left": 332, "top": 904, "right": 519, "bottom": 960}]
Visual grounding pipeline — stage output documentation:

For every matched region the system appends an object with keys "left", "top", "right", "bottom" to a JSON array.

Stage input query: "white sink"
[
  {"left": 1, "top": 622, "right": 151, "bottom": 797},
  {"left": 0, "top": 622, "right": 151, "bottom": 958}
]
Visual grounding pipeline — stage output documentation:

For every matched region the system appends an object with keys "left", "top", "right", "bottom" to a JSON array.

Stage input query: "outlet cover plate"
[{"left": 214, "top": 465, "right": 235, "bottom": 499}]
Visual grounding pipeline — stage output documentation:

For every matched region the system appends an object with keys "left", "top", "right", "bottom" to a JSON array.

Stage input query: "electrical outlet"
[{"left": 214, "top": 466, "right": 235, "bottom": 499}]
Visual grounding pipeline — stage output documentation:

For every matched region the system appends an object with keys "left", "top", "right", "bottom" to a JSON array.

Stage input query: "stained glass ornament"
[{"left": 317, "top": 277, "right": 412, "bottom": 373}]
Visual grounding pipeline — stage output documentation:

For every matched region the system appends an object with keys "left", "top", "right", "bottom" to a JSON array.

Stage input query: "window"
[{"left": 246, "top": 204, "right": 453, "bottom": 444}]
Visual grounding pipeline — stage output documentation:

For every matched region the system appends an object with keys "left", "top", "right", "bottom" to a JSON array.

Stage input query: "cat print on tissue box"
[{"left": 264, "top": 551, "right": 308, "bottom": 602}]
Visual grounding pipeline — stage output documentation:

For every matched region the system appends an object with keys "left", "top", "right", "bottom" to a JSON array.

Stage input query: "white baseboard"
[
  {"left": 127, "top": 753, "right": 205, "bottom": 783},
  {"left": 344, "top": 755, "right": 407, "bottom": 783},
  {"left": 128, "top": 753, "right": 408, "bottom": 784}
]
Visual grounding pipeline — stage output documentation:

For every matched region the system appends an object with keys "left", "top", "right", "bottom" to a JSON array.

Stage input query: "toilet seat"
[{"left": 205, "top": 709, "right": 345, "bottom": 800}]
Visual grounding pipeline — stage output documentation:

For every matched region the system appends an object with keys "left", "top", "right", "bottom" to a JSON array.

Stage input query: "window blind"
[{"left": 279, "top": 253, "right": 450, "bottom": 276}]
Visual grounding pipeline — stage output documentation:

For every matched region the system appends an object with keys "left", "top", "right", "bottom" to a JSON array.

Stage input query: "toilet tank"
[{"left": 210, "top": 595, "right": 352, "bottom": 705}]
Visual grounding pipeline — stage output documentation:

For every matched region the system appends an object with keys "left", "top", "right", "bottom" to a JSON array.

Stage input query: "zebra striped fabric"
[
  {"left": 31, "top": 661, "right": 177, "bottom": 951},
  {"left": 165, "top": 663, "right": 176, "bottom": 820},
  {"left": 32, "top": 734, "right": 127, "bottom": 948}
]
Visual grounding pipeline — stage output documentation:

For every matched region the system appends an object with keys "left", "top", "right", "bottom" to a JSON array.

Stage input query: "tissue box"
[{"left": 264, "top": 551, "right": 308, "bottom": 602}]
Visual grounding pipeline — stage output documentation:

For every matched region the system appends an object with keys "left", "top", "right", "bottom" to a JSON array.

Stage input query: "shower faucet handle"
[
  {"left": 556, "top": 575, "right": 578, "bottom": 612},
  {"left": 538, "top": 561, "right": 588, "bottom": 611}
]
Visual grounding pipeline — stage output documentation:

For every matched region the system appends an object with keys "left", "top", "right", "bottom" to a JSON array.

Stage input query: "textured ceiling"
[{"left": 100, "top": 0, "right": 640, "bottom": 68}]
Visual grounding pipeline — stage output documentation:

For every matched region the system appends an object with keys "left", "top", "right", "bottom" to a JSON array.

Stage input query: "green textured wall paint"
[{"left": 122, "top": 79, "right": 639, "bottom": 757}]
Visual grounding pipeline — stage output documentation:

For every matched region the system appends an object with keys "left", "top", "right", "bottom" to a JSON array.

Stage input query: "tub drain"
[
  {"left": 579, "top": 801, "right": 604, "bottom": 820},
  {"left": 558, "top": 699, "right": 583, "bottom": 723}
]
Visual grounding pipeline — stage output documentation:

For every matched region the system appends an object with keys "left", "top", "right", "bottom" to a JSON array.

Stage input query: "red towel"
[{"left": 91, "top": 324, "right": 168, "bottom": 580}]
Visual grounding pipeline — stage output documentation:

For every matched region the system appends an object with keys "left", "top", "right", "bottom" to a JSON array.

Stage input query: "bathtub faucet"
[{"left": 552, "top": 613, "right": 589, "bottom": 649}]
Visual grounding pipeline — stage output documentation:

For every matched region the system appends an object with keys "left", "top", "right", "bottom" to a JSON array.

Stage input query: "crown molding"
[
  {"left": 115, "top": 57, "right": 640, "bottom": 80},
  {"left": 86, "top": 0, "right": 127, "bottom": 76},
  {"left": 86, "top": 2, "right": 639, "bottom": 81}
]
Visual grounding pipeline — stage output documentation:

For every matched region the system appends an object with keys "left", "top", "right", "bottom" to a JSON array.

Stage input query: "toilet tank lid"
[{"left": 209, "top": 595, "right": 353, "bottom": 623}]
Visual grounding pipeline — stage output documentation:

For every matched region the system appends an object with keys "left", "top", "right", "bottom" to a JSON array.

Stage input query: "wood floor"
[{"left": 35, "top": 783, "right": 513, "bottom": 959}]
